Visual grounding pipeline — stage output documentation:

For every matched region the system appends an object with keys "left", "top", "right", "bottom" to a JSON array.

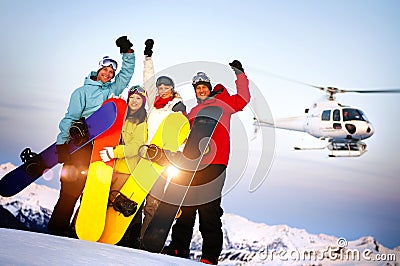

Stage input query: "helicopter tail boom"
[{"left": 257, "top": 116, "right": 306, "bottom": 132}]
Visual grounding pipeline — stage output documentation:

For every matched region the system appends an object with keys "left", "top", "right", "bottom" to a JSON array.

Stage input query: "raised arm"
[
  {"left": 223, "top": 60, "right": 251, "bottom": 112},
  {"left": 109, "top": 36, "right": 136, "bottom": 96},
  {"left": 143, "top": 39, "right": 156, "bottom": 111}
]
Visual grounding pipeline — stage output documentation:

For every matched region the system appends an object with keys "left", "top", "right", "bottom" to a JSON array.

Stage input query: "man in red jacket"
[{"left": 163, "top": 60, "right": 250, "bottom": 265}]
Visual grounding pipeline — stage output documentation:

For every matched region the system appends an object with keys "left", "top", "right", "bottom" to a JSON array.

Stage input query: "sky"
[{"left": 1, "top": 0, "right": 399, "bottom": 248}]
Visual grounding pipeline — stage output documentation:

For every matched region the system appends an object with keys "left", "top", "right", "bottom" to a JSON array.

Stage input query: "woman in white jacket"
[
  {"left": 98, "top": 39, "right": 186, "bottom": 248},
  {"left": 140, "top": 42, "right": 186, "bottom": 240}
]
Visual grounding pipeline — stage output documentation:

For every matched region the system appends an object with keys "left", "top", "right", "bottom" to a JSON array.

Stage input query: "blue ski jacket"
[{"left": 56, "top": 52, "right": 135, "bottom": 144}]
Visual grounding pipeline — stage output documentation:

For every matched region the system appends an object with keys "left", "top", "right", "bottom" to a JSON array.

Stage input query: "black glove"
[
  {"left": 116, "top": 36, "right": 133, "bottom": 53},
  {"left": 144, "top": 39, "right": 154, "bottom": 57},
  {"left": 146, "top": 144, "right": 168, "bottom": 166},
  {"left": 56, "top": 143, "right": 70, "bottom": 163},
  {"left": 229, "top": 60, "right": 244, "bottom": 74},
  {"left": 69, "top": 117, "right": 89, "bottom": 146},
  {"left": 146, "top": 144, "right": 182, "bottom": 166},
  {"left": 172, "top": 101, "right": 186, "bottom": 113}
]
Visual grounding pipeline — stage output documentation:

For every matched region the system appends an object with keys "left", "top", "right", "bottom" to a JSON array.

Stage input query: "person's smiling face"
[
  {"left": 157, "top": 84, "right": 173, "bottom": 99},
  {"left": 96, "top": 66, "right": 115, "bottom": 83},
  {"left": 195, "top": 84, "right": 211, "bottom": 100},
  {"left": 128, "top": 93, "right": 143, "bottom": 112}
]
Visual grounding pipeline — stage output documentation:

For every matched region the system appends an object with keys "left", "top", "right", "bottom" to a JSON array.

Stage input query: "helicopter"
[{"left": 254, "top": 78, "right": 400, "bottom": 157}]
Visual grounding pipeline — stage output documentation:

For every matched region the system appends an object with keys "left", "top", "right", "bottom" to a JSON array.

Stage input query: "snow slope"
[{"left": 0, "top": 228, "right": 199, "bottom": 266}]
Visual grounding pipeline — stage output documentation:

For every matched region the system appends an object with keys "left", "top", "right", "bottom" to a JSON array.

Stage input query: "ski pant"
[
  {"left": 141, "top": 193, "right": 160, "bottom": 239},
  {"left": 140, "top": 172, "right": 168, "bottom": 239},
  {"left": 168, "top": 164, "right": 226, "bottom": 260},
  {"left": 47, "top": 143, "right": 92, "bottom": 235}
]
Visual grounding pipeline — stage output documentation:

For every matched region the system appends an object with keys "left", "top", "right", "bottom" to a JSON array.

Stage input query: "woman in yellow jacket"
[
  {"left": 98, "top": 39, "right": 156, "bottom": 248},
  {"left": 99, "top": 85, "right": 147, "bottom": 248}
]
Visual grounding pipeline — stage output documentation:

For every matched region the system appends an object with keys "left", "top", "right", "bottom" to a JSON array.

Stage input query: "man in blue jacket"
[{"left": 48, "top": 36, "right": 135, "bottom": 236}]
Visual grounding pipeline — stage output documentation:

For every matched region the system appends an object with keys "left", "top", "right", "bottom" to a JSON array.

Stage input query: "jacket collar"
[{"left": 197, "top": 83, "right": 227, "bottom": 104}]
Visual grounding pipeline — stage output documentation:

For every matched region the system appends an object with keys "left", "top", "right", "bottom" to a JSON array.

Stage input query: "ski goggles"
[
  {"left": 156, "top": 76, "right": 174, "bottom": 88},
  {"left": 192, "top": 72, "right": 210, "bottom": 85},
  {"left": 129, "top": 85, "right": 146, "bottom": 97},
  {"left": 99, "top": 56, "right": 118, "bottom": 71}
]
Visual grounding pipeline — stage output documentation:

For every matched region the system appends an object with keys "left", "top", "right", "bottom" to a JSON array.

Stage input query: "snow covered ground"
[
  {"left": 0, "top": 228, "right": 199, "bottom": 266},
  {"left": 1, "top": 226, "right": 399, "bottom": 265}
]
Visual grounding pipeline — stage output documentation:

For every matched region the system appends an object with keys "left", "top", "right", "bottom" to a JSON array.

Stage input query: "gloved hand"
[
  {"left": 172, "top": 101, "right": 186, "bottom": 113},
  {"left": 56, "top": 143, "right": 70, "bottom": 163},
  {"left": 146, "top": 144, "right": 170, "bottom": 166},
  {"left": 144, "top": 39, "right": 154, "bottom": 57},
  {"left": 69, "top": 117, "right": 89, "bottom": 146},
  {"left": 116, "top": 36, "right": 133, "bottom": 53},
  {"left": 229, "top": 60, "right": 244, "bottom": 74},
  {"left": 145, "top": 144, "right": 182, "bottom": 166},
  {"left": 100, "top": 147, "right": 114, "bottom": 162}
]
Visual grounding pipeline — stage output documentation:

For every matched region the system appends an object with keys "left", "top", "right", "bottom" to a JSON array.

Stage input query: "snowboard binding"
[
  {"left": 20, "top": 148, "right": 45, "bottom": 177},
  {"left": 69, "top": 117, "right": 89, "bottom": 146},
  {"left": 109, "top": 191, "right": 138, "bottom": 217}
]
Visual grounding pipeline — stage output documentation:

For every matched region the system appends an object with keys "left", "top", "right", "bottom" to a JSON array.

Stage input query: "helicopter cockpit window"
[
  {"left": 343, "top": 108, "right": 368, "bottom": 122},
  {"left": 321, "top": 110, "right": 331, "bottom": 121},
  {"left": 333, "top": 109, "right": 340, "bottom": 121}
]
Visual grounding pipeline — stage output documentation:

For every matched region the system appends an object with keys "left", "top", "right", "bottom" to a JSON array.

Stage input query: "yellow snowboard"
[
  {"left": 75, "top": 161, "right": 114, "bottom": 241},
  {"left": 75, "top": 98, "right": 127, "bottom": 241},
  {"left": 98, "top": 112, "right": 189, "bottom": 244}
]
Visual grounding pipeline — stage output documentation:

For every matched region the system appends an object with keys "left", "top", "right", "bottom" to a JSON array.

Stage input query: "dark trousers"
[
  {"left": 47, "top": 143, "right": 93, "bottom": 235},
  {"left": 169, "top": 164, "right": 226, "bottom": 260}
]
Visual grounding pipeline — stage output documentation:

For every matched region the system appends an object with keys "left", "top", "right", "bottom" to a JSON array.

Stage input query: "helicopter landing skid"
[{"left": 327, "top": 140, "right": 367, "bottom": 157}]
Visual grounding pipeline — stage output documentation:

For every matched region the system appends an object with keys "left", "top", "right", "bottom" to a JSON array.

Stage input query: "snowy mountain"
[{"left": 1, "top": 162, "right": 399, "bottom": 265}]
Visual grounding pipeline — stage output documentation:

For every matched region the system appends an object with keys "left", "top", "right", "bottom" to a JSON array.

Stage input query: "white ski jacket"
[{"left": 142, "top": 56, "right": 185, "bottom": 143}]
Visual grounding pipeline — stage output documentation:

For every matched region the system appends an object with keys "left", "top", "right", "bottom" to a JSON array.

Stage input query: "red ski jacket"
[{"left": 187, "top": 73, "right": 250, "bottom": 166}]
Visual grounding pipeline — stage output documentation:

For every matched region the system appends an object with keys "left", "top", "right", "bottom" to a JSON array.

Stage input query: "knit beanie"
[{"left": 128, "top": 85, "right": 146, "bottom": 105}]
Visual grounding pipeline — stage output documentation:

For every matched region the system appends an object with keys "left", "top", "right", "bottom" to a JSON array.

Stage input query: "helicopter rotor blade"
[
  {"left": 252, "top": 68, "right": 323, "bottom": 90},
  {"left": 340, "top": 89, "right": 400, "bottom": 94},
  {"left": 249, "top": 67, "right": 400, "bottom": 95}
]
